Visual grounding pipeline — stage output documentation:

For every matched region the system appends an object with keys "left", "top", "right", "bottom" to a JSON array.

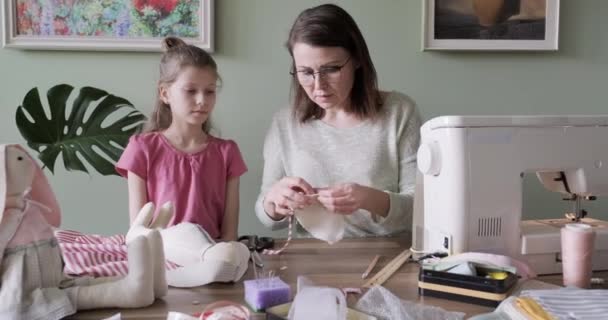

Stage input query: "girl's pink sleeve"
[
  {"left": 224, "top": 140, "right": 248, "bottom": 179},
  {"left": 115, "top": 135, "right": 148, "bottom": 179}
]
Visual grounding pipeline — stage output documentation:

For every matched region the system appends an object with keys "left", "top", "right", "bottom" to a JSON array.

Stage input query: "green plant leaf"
[{"left": 16, "top": 84, "right": 146, "bottom": 176}]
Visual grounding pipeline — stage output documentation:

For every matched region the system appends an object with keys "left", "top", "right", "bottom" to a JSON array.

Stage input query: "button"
[{"left": 417, "top": 141, "right": 441, "bottom": 176}]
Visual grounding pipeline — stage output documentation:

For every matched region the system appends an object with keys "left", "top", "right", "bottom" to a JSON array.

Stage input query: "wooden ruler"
[{"left": 362, "top": 249, "right": 412, "bottom": 288}]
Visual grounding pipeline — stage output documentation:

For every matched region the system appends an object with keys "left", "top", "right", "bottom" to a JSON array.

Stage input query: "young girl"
[{"left": 116, "top": 37, "right": 247, "bottom": 241}]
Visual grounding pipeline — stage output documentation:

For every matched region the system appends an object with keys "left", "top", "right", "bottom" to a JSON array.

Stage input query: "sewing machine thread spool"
[{"left": 561, "top": 223, "right": 596, "bottom": 288}]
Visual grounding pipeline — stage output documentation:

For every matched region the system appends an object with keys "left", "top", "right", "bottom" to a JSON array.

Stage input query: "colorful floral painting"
[{"left": 15, "top": 0, "right": 201, "bottom": 39}]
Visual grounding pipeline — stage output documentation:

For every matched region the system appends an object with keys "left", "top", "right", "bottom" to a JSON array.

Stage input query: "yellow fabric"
[
  {"left": 487, "top": 271, "right": 508, "bottom": 280},
  {"left": 516, "top": 297, "right": 555, "bottom": 320}
]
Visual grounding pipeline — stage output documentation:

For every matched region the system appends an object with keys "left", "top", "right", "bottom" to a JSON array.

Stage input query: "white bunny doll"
[{"left": 0, "top": 144, "right": 167, "bottom": 320}]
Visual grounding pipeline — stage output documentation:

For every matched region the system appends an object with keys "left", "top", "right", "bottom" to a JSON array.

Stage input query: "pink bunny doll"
[{"left": 0, "top": 144, "right": 167, "bottom": 320}]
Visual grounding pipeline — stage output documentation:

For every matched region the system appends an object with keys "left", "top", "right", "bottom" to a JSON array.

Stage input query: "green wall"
[{"left": 1, "top": 0, "right": 607, "bottom": 237}]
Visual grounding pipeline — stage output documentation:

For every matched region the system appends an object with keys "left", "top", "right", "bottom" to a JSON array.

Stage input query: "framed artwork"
[
  {"left": 2, "top": 0, "right": 214, "bottom": 52},
  {"left": 422, "top": 0, "right": 559, "bottom": 51}
]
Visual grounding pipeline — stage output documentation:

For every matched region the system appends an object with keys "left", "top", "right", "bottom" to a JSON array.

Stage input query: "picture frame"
[
  {"left": 422, "top": 0, "right": 559, "bottom": 51},
  {"left": 2, "top": 0, "right": 214, "bottom": 52}
]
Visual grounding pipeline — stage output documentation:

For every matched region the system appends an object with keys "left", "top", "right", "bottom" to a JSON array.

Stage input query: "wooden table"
[{"left": 71, "top": 236, "right": 607, "bottom": 319}]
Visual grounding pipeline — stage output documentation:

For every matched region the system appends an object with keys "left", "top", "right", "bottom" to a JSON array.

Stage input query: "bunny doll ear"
[
  {"left": 13, "top": 145, "right": 61, "bottom": 228},
  {"left": 0, "top": 144, "right": 12, "bottom": 273},
  {"left": 0, "top": 144, "right": 8, "bottom": 225}
]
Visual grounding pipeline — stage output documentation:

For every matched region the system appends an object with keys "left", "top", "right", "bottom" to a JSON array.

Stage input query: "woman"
[{"left": 255, "top": 4, "right": 421, "bottom": 238}]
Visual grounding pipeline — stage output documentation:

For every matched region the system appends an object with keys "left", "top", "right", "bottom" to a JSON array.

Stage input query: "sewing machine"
[{"left": 413, "top": 115, "right": 608, "bottom": 275}]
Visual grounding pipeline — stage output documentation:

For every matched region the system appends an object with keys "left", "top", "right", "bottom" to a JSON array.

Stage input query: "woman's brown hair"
[
  {"left": 144, "top": 37, "right": 220, "bottom": 133},
  {"left": 286, "top": 4, "right": 382, "bottom": 123}
]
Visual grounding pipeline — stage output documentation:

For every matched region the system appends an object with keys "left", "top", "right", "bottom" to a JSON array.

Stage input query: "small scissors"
[
  {"left": 238, "top": 235, "right": 275, "bottom": 252},
  {"left": 238, "top": 235, "right": 274, "bottom": 268}
]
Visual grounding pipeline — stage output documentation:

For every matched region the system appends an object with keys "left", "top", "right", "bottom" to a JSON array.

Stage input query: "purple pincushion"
[{"left": 244, "top": 277, "right": 291, "bottom": 311}]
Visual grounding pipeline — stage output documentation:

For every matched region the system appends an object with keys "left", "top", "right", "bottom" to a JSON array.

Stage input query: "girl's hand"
[
  {"left": 316, "top": 183, "right": 366, "bottom": 215},
  {"left": 263, "top": 177, "right": 315, "bottom": 219}
]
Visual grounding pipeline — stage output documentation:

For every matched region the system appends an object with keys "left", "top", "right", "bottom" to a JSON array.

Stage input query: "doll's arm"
[
  {"left": 29, "top": 170, "right": 61, "bottom": 227},
  {"left": 4, "top": 196, "right": 25, "bottom": 211}
]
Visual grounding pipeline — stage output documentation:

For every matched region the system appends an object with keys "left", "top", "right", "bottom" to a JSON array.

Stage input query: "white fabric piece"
[
  {"left": 288, "top": 276, "right": 347, "bottom": 320},
  {"left": 295, "top": 203, "right": 345, "bottom": 244},
  {"left": 288, "top": 287, "right": 347, "bottom": 320}
]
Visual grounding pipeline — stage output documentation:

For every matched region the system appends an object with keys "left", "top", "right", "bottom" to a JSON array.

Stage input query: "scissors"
[
  {"left": 238, "top": 235, "right": 275, "bottom": 252},
  {"left": 238, "top": 235, "right": 275, "bottom": 268}
]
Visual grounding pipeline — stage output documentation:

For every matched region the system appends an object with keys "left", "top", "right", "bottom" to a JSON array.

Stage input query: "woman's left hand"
[{"left": 316, "top": 183, "right": 367, "bottom": 215}]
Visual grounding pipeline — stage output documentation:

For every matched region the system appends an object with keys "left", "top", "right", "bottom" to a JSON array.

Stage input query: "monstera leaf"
[{"left": 16, "top": 84, "right": 146, "bottom": 176}]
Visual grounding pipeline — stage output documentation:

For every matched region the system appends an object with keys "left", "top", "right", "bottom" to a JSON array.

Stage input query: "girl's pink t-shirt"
[{"left": 116, "top": 132, "right": 247, "bottom": 238}]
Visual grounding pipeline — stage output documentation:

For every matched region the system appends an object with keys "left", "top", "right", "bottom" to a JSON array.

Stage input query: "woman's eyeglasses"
[{"left": 290, "top": 57, "right": 351, "bottom": 86}]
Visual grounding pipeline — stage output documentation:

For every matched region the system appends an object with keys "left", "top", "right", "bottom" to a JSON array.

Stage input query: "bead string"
[{"left": 262, "top": 211, "right": 294, "bottom": 255}]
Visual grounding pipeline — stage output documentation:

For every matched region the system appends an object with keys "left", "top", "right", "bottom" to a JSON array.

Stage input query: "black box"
[{"left": 418, "top": 265, "right": 517, "bottom": 307}]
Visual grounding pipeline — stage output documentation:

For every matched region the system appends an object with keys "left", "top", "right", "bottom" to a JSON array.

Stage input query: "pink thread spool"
[{"left": 561, "top": 223, "right": 596, "bottom": 288}]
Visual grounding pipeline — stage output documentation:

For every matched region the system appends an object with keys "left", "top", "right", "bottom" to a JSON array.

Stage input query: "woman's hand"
[
  {"left": 317, "top": 183, "right": 390, "bottom": 217},
  {"left": 316, "top": 183, "right": 366, "bottom": 215},
  {"left": 263, "top": 177, "right": 316, "bottom": 220}
]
